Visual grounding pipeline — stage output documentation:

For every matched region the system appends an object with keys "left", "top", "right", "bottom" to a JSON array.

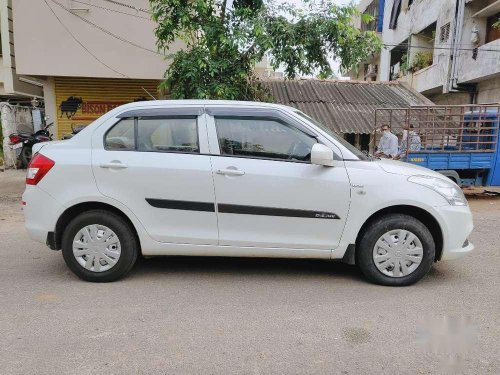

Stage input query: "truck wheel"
[
  {"left": 356, "top": 214, "right": 435, "bottom": 286},
  {"left": 61, "top": 210, "right": 138, "bottom": 282}
]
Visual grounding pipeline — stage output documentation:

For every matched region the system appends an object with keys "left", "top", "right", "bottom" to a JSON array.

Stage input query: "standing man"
[
  {"left": 375, "top": 124, "right": 398, "bottom": 158},
  {"left": 396, "top": 124, "right": 421, "bottom": 161}
]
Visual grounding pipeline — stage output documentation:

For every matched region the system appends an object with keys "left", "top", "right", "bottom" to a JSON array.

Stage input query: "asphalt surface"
[{"left": 1, "top": 169, "right": 499, "bottom": 374}]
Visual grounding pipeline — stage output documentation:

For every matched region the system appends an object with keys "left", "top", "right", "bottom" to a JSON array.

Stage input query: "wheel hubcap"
[
  {"left": 372, "top": 229, "right": 423, "bottom": 278},
  {"left": 72, "top": 224, "right": 121, "bottom": 272}
]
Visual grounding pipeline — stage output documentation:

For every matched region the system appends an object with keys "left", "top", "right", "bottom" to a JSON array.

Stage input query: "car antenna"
[{"left": 142, "top": 87, "right": 157, "bottom": 100}]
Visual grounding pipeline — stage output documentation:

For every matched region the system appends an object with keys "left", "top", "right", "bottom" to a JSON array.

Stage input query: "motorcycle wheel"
[{"left": 20, "top": 146, "right": 32, "bottom": 168}]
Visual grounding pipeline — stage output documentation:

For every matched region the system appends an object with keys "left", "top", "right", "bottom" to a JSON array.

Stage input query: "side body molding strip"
[
  {"left": 146, "top": 199, "right": 215, "bottom": 212},
  {"left": 146, "top": 199, "right": 340, "bottom": 219}
]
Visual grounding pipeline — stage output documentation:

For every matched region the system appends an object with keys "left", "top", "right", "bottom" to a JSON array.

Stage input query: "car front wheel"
[
  {"left": 61, "top": 210, "right": 138, "bottom": 282},
  {"left": 356, "top": 214, "right": 435, "bottom": 286}
]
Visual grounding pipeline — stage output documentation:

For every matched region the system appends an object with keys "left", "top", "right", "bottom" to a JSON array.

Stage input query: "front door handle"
[
  {"left": 100, "top": 162, "right": 128, "bottom": 169},
  {"left": 216, "top": 168, "right": 245, "bottom": 176}
]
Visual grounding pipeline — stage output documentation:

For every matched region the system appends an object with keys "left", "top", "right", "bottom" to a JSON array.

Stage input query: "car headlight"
[{"left": 408, "top": 175, "right": 468, "bottom": 206}]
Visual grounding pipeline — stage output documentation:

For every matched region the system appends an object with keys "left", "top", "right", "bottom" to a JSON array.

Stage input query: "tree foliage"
[{"left": 150, "top": 0, "right": 382, "bottom": 100}]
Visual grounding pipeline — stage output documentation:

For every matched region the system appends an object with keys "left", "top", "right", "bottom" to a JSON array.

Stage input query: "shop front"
[{"left": 54, "top": 77, "right": 160, "bottom": 139}]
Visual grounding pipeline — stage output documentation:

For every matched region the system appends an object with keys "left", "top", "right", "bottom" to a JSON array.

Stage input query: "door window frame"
[
  {"left": 212, "top": 115, "right": 317, "bottom": 164},
  {"left": 103, "top": 114, "right": 208, "bottom": 155}
]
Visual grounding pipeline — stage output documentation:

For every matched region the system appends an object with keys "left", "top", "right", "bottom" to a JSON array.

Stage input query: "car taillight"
[
  {"left": 26, "top": 153, "right": 55, "bottom": 185},
  {"left": 9, "top": 134, "right": 21, "bottom": 144}
]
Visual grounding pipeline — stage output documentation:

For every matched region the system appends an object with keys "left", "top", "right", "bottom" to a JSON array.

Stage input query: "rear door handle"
[
  {"left": 216, "top": 169, "right": 245, "bottom": 176},
  {"left": 100, "top": 162, "right": 128, "bottom": 169}
]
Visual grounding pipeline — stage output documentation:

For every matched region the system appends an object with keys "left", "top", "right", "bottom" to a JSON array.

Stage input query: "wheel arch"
[
  {"left": 51, "top": 201, "right": 141, "bottom": 252},
  {"left": 354, "top": 205, "right": 444, "bottom": 262}
]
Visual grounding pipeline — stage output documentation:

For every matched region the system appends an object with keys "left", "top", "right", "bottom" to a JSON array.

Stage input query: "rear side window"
[
  {"left": 215, "top": 117, "right": 316, "bottom": 162},
  {"left": 137, "top": 118, "right": 199, "bottom": 153},
  {"left": 105, "top": 118, "right": 135, "bottom": 150}
]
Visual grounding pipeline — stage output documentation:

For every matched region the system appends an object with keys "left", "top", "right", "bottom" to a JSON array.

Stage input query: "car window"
[
  {"left": 215, "top": 117, "right": 316, "bottom": 162},
  {"left": 137, "top": 117, "right": 199, "bottom": 153},
  {"left": 293, "top": 110, "right": 368, "bottom": 160},
  {"left": 105, "top": 118, "right": 135, "bottom": 150}
]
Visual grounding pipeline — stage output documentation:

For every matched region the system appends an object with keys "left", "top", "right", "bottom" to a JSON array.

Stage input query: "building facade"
[
  {"left": 351, "top": 0, "right": 500, "bottom": 105},
  {"left": 0, "top": 0, "right": 42, "bottom": 101},
  {"left": 349, "top": 0, "right": 386, "bottom": 81},
  {"left": 12, "top": 0, "right": 185, "bottom": 138},
  {"left": 12, "top": 0, "right": 282, "bottom": 138}
]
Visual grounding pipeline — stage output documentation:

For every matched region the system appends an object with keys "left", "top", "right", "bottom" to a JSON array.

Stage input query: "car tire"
[
  {"left": 356, "top": 214, "right": 435, "bottom": 286},
  {"left": 62, "top": 210, "right": 138, "bottom": 282}
]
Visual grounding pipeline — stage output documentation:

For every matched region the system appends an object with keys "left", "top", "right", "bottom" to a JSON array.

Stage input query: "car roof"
[{"left": 115, "top": 99, "right": 295, "bottom": 112}]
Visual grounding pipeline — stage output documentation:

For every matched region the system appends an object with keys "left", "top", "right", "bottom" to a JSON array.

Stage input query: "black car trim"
[
  {"left": 146, "top": 199, "right": 340, "bottom": 219},
  {"left": 218, "top": 204, "right": 340, "bottom": 219},
  {"left": 146, "top": 199, "right": 215, "bottom": 212}
]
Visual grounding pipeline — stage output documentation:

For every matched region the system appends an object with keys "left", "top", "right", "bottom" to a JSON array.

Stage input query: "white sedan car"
[{"left": 23, "top": 100, "right": 474, "bottom": 285}]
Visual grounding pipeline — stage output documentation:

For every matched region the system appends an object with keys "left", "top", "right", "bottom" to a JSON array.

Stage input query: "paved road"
[{"left": 1, "top": 170, "right": 499, "bottom": 374}]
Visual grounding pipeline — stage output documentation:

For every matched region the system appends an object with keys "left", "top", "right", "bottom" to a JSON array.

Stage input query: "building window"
[
  {"left": 389, "top": 0, "right": 402, "bottom": 29},
  {"left": 361, "top": 0, "right": 379, "bottom": 32},
  {"left": 486, "top": 12, "right": 500, "bottom": 44},
  {"left": 439, "top": 23, "right": 450, "bottom": 43}
]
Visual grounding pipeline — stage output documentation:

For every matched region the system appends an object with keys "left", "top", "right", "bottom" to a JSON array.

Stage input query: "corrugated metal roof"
[{"left": 263, "top": 79, "right": 432, "bottom": 134}]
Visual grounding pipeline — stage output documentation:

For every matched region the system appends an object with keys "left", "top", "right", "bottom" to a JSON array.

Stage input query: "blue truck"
[{"left": 375, "top": 104, "right": 500, "bottom": 187}]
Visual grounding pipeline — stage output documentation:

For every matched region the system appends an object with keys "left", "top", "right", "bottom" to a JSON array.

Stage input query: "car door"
[
  {"left": 91, "top": 107, "right": 218, "bottom": 245},
  {"left": 206, "top": 107, "right": 351, "bottom": 250}
]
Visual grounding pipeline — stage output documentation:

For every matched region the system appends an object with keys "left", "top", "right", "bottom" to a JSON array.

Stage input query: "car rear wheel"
[
  {"left": 356, "top": 214, "right": 435, "bottom": 286},
  {"left": 62, "top": 210, "right": 138, "bottom": 282}
]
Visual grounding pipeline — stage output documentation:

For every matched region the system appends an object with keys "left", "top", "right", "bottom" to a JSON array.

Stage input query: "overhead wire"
[
  {"left": 49, "top": 0, "right": 164, "bottom": 56},
  {"left": 383, "top": 43, "right": 500, "bottom": 53},
  {"left": 100, "top": 0, "right": 151, "bottom": 14},
  {"left": 43, "top": 0, "right": 129, "bottom": 77},
  {"left": 70, "top": 0, "right": 151, "bottom": 19}
]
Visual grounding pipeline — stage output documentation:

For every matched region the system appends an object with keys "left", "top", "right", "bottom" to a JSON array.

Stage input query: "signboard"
[{"left": 54, "top": 77, "right": 160, "bottom": 138}]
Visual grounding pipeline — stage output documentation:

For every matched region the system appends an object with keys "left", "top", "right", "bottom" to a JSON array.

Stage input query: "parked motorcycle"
[
  {"left": 62, "top": 124, "right": 87, "bottom": 140},
  {"left": 8, "top": 122, "right": 53, "bottom": 168}
]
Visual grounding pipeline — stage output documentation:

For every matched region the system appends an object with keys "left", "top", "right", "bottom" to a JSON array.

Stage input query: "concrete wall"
[
  {"left": 477, "top": 77, "right": 500, "bottom": 103},
  {"left": 456, "top": 0, "right": 500, "bottom": 84},
  {"left": 379, "top": 0, "right": 455, "bottom": 92},
  {"left": 0, "top": 0, "right": 43, "bottom": 97},
  {"left": 425, "top": 77, "right": 500, "bottom": 104},
  {"left": 12, "top": 0, "right": 184, "bottom": 79}
]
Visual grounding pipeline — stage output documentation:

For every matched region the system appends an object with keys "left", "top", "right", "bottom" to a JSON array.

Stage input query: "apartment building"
[
  {"left": 351, "top": 0, "right": 500, "bottom": 105},
  {"left": 349, "top": 0, "right": 386, "bottom": 81}
]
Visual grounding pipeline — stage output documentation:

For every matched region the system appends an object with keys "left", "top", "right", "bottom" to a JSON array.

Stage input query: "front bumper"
[
  {"left": 433, "top": 204, "right": 474, "bottom": 261},
  {"left": 441, "top": 239, "right": 474, "bottom": 260}
]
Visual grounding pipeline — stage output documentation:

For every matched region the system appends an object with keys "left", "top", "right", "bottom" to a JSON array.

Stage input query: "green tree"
[{"left": 150, "top": 0, "right": 382, "bottom": 100}]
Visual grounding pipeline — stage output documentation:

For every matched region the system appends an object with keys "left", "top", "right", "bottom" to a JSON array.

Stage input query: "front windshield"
[{"left": 293, "top": 110, "right": 368, "bottom": 160}]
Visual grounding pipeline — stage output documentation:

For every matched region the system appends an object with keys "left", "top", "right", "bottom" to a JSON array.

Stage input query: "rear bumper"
[
  {"left": 22, "top": 185, "right": 62, "bottom": 245},
  {"left": 433, "top": 204, "right": 474, "bottom": 261}
]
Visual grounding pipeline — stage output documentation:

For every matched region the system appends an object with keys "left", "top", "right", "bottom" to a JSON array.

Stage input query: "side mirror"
[{"left": 311, "top": 143, "right": 335, "bottom": 167}]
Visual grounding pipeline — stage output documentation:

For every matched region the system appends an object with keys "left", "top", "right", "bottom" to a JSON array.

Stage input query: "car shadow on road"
[{"left": 129, "top": 256, "right": 366, "bottom": 283}]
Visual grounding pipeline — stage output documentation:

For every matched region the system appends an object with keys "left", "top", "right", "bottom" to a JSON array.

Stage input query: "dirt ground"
[{"left": 1, "top": 169, "right": 499, "bottom": 374}]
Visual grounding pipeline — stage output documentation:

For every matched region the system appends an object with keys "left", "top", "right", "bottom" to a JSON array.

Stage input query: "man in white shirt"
[
  {"left": 376, "top": 124, "right": 398, "bottom": 158},
  {"left": 396, "top": 124, "right": 422, "bottom": 161}
]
